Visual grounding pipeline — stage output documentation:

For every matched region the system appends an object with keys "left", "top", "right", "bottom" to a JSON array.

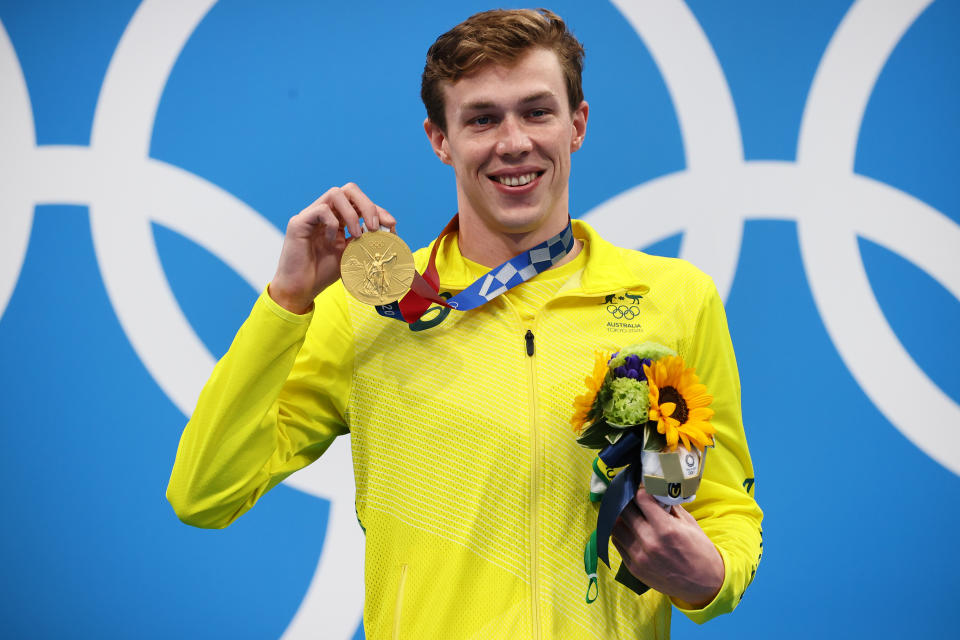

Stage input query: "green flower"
[
  {"left": 608, "top": 342, "right": 676, "bottom": 370},
  {"left": 603, "top": 377, "right": 650, "bottom": 426}
]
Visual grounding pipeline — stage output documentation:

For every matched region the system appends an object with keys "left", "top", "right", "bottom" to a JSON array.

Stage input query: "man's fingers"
[
  {"left": 326, "top": 188, "right": 364, "bottom": 238},
  {"left": 305, "top": 184, "right": 394, "bottom": 237},
  {"left": 620, "top": 500, "right": 644, "bottom": 525},
  {"left": 377, "top": 206, "right": 397, "bottom": 233},
  {"left": 633, "top": 486, "right": 673, "bottom": 528},
  {"left": 611, "top": 519, "right": 636, "bottom": 552},
  {"left": 612, "top": 520, "right": 648, "bottom": 577},
  {"left": 292, "top": 203, "right": 339, "bottom": 242},
  {"left": 290, "top": 184, "right": 399, "bottom": 247},
  {"left": 342, "top": 182, "right": 380, "bottom": 231},
  {"left": 673, "top": 503, "right": 697, "bottom": 525}
]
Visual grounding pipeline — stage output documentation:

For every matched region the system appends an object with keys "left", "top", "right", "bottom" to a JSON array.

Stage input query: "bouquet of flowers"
[{"left": 570, "top": 342, "right": 716, "bottom": 602}]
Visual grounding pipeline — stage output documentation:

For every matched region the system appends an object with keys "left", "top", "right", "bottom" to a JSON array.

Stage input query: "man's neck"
[{"left": 456, "top": 214, "right": 578, "bottom": 268}]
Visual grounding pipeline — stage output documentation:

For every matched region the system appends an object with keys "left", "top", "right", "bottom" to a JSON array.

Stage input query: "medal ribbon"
[{"left": 374, "top": 214, "right": 576, "bottom": 323}]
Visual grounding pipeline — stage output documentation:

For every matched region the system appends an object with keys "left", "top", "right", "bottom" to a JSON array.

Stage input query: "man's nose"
[{"left": 495, "top": 116, "right": 533, "bottom": 156}]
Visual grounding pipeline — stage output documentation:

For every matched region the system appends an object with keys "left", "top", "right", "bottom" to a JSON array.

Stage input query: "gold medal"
[{"left": 340, "top": 231, "right": 416, "bottom": 305}]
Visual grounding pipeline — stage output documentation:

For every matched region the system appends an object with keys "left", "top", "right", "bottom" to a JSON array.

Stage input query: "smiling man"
[
  {"left": 168, "top": 9, "right": 762, "bottom": 638},
  {"left": 424, "top": 45, "right": 586, "bottom": 267}
]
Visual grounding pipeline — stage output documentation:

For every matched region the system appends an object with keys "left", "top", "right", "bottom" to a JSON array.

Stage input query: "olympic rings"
[{"left": 606, "top": 304, "right": 641, "bottom": 320}]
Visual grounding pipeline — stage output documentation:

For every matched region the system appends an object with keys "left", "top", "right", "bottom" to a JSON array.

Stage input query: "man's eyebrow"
[
  {"left": 461, "top": 99, "right": 496, "bottom": 112},
  {"left": 459, "top": 91, "right": 559, "bottom": 112},
  {"left": 519, "top": 91, "right": 558, "bottom": 105}
]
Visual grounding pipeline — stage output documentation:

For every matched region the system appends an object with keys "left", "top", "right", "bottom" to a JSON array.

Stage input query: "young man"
[{"left": 168, "top": 9, "right": 762, "bottom": 638}]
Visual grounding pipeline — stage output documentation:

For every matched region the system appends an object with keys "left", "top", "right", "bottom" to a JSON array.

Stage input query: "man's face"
[{"left": 426, "top": 47, "right": 588, "bottom": 245}]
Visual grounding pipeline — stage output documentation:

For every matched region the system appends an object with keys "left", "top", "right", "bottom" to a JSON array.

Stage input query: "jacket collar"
[
  {"left": 571, "top": 220, "right": 649, "bottom": 295},
  {"left": 420, "top": 219, "right": 649, "bottom": 296}
]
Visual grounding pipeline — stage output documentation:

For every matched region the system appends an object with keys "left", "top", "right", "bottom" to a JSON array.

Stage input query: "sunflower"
[
  {"left": 571, "top": 351, "right": 610, "bottom": 434},
  {"left": 643, "top": 355, "right": 715, "bottom": 451}
]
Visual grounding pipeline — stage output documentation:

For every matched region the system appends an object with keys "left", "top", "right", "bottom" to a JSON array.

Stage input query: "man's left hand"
[{"left": 611, "top": 486, "right": 725, "bottom": 608}]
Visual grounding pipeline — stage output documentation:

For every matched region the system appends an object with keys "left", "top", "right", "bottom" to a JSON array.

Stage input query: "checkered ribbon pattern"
[{"left": 375, "top": 215, "right": 575, "bottom": 323}]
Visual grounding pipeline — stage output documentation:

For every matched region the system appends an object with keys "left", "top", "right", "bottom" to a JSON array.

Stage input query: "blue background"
[{"left": 1, "top": 1, "right": 957, "bottom": 637}]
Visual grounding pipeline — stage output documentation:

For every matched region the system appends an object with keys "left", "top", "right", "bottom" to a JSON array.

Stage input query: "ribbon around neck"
[{"left": 373, "top": 214, "right": 576, "bottom": 323}]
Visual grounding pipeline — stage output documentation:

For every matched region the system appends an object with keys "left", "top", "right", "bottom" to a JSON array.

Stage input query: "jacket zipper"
[
  {"left": 524, "top": 327, "right": 541, "bottom": 640},
  {"left": 513, "top": 289, "right": 633, "bottom": 637}
]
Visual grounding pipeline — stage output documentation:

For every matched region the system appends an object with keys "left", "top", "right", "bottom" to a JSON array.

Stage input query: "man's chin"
[
  {"left": 485, "top": 211, "right": 545, "bottom": 233},
  {"left": 482, "top": 210, "right": 565, "bottom": 238}
]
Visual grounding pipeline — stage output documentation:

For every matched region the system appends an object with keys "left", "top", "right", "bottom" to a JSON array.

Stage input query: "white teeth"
[{"left": 495, "top": 172, "right": 537, "bottom": 186}]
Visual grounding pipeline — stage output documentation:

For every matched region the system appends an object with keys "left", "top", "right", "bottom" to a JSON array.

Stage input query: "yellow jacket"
[{"left": 168, "top": 220, "right": 762, "bottom": 638}]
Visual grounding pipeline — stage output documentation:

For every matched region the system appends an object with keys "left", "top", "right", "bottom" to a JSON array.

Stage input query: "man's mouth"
[{"left": 489, "top": 171, "right": 544, "bottom": 187}]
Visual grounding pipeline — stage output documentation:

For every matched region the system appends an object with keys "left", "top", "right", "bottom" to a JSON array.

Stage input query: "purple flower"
[
  {"left": 613, "top": 354, "right": 648, "bottom": 380},
  {"left": 639, "top": 358, "right": 652, "bottom": 380},
  {"left": 610, "top": 354, "right": 653, "bottom": 381}
]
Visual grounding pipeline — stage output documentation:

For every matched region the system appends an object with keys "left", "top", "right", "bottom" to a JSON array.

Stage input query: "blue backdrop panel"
[{"left": 0, "top": 1, "right": 957, "bottom": 638}]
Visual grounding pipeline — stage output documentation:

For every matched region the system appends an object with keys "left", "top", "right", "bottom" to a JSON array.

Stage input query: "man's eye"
[
  {"left": 529, "top": 109, "right": 548, "bottom": 118},
  {"left": 472, "top": 115, "right": 492, "bottom": 126}
]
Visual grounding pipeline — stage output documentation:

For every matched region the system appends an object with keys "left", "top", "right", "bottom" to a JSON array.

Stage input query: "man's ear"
[
  {"left": 570, "top": 100, "right": 589, "bottom": 152},
  {"left": 424, "top": 118, "right": 451, "bottom": 165}
]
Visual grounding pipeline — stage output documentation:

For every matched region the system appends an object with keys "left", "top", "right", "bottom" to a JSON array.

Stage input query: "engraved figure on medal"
[
  {"left": 340, "top": 231, "right": 416, "bottom": 305},
  {"left": 362, "top": 251, "right": 396, "bottom": 297}
]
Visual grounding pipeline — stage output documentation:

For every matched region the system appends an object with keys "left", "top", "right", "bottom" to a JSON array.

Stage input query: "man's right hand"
[{"left": 268, "top": 183, "right": 396, "bottom": 314}]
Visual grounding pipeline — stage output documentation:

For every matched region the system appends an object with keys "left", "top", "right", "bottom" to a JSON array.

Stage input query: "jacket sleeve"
[
  {"left": 673, "top": 279, "right": 764, "bottom": 623},
  {"left": 166, "top": 284, "right": 354, "bottom": 528}
]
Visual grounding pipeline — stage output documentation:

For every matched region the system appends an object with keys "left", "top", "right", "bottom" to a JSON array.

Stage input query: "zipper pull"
[{"left": 525, "top": 329, "right": 535, "bottom": 356}]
